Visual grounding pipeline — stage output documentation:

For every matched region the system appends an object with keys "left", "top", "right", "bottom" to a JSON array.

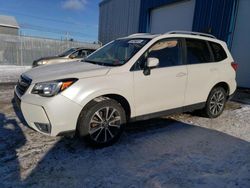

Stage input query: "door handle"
[{"left": 176, "top": 72, "right": 187, "bottom": 77}]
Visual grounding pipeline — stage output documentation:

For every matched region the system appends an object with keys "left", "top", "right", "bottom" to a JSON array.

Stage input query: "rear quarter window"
[{"left": 209, "top": 42, "right": 228, "bottom": 62}]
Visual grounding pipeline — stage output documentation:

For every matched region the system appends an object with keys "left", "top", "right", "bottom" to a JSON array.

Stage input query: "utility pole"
[{"left": 66, "top": 32, "right": 69, "bottom": 41}]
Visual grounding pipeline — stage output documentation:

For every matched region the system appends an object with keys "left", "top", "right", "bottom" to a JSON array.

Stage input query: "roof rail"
[
  {"left": 166, "top": 31, "right": 216, "bottom": 39},
  {"left": 129, "top": 33, "right": 151, "bottom": 37}
]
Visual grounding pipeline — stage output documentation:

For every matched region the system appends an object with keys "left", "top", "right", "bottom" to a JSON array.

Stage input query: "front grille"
[{"left": 16, "top": 75, "right": 32, "bottom": 96}]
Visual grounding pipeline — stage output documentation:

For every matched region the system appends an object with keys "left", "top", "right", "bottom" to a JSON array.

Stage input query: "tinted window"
[
  {"left": 72, "top": 50, "right": 85, "bottom": 58},
  {"left": 148, "top": 39, "right": 182, "bottom": 67},
  {"left": 209, "top": 42, "right": 227, "bottom": 62},
  {"left": 86, "top": 50, "right": 94, "bottom": 55},
  {"left": 85, "top": 39, "right": 149, "bottom": 66},
  {"left": 58, "top": 48, "right": 76, "bottom": 57},
  {"left": 135, "top": 39, "right": 182, "bottom": 70},
  {"left": 186, "top": 39, "right": 213, "bottom": 64}
]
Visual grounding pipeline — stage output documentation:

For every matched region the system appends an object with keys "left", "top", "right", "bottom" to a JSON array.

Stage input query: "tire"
[
  {"left": 203, "top": 87, "right": 227, "bottom": 118},
  {"left": 77, "top": 97, "right": 126, "bottom": 147}
]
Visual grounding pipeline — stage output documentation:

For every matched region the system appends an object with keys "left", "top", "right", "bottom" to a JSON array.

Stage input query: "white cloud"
[{"left": 62, "top": 0, "right": 87, "bottom": 10}]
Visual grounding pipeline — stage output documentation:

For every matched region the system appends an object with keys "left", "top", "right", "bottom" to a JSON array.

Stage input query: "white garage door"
[
  {"left": 231, "top": 0, "right": 250, "bottom": 88},
  {"left": 150, "top": 0, "right": 196, "bottom": 34}
]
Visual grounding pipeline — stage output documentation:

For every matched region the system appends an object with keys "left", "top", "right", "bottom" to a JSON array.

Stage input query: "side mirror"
[
  {"left": 69, "top": 54, "right": 76, "bottom": 59},
  {"left": 147, "top": 57, "right": 159, "bottom": 68},
  {"left": 143, "top": 57, "right": 159, "bottom": 76}
]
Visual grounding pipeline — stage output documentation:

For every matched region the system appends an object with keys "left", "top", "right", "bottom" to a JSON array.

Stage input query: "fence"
[{"left": 0, "top": 34, "right": 100, "bottom": 66}]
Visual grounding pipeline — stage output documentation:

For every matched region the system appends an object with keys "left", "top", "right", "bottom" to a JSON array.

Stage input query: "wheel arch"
[
  {"left": 76, "top": 93, "right": 132, "bottom": 137},
  {"left": 203, "top": 81, "right": 229, "bottom": 118},
  {"left": 208, "top": 82, "right": 230, "bottom": 100},
  {"left": 103, "top": 94, "right": 131, "bottom": 121}
]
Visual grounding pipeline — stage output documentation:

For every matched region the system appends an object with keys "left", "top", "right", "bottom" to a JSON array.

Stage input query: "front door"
[{"left": 133, "top": 38, "right": 188, "bottom": 116}]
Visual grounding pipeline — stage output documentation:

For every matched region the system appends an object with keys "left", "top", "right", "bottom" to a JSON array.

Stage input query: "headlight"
[
  {"left": 37, "top": 60, "right": 47, "bottom": 65},
  {"left": 33, "top": 60, "right": 48, "bottom": 68},
  {"left": 31, "top": 78, "right": 78, "bottom": 97}
]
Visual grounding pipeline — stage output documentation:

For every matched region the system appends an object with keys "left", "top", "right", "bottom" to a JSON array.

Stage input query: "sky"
[{"left": 0, "top": 0, "right": 101, "bottom": 42}]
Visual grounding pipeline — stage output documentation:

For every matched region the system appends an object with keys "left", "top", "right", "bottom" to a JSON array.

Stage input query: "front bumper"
[{"left": 14, "top": 87, "right": 82, "bottom": 136}]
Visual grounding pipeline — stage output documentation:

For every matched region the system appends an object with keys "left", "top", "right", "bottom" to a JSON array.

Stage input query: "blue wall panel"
[
  {"left": 99, "top": 0, "right": 141, "bottom": 43},
  {"left": 192, "top": 0, "right": 238, "bottom": 43}
]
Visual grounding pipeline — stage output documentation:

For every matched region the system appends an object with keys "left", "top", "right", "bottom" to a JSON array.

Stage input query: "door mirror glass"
[
  {"left": 143, "top": 58, "right": 159, "bottom": 76},
  {"left": 146, "top": 57, "right": 159, "bottom": 68}
]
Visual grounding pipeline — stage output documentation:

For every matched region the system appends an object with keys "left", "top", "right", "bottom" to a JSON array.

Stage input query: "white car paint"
[{"left": 14, "top": 32, "right": 237, "bottom": 136}]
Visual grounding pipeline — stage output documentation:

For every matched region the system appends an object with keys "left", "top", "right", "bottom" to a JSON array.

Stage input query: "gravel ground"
[{"left": 0, "top": 85, "right": 250, "bottom": 188}]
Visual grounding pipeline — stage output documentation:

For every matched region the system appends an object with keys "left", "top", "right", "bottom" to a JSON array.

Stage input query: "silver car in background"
[{"left": 32, "top": 47, "right": 95, "bottom": 67}]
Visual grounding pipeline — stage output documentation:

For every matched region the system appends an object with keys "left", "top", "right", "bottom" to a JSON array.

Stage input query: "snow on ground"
[
  {"left": 0, "top": 85, "right": 250, "bottom": 188},
  {"left": 0, "top": 65, "right": 31, "bottom": 83},
  {"left": 171, "top": 102, "right": 250, "bottom": 142}
]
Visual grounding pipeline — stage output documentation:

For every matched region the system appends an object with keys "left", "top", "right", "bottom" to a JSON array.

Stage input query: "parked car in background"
[
  {"left": 32, "top": 47, "right": 95, "bottom": 67},
  {"left": 15, "top": 31, "right": 237, "bottom": 147}
]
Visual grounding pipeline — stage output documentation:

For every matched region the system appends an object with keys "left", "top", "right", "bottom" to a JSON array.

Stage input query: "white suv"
[{"left": 14, "top": 31, "right": 237, "bottom": 147}]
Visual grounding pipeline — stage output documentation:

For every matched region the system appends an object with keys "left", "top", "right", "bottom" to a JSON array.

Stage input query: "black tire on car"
[
  {"left": 203, "top": 87, "right": 227, "bottom": 118},
  {"left": 77, "top": 97, "right": 126, "bottom": 147}
]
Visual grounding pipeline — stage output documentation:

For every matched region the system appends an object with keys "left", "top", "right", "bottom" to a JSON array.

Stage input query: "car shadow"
[
  {"left": 11, "top": 98, "right": 28, "bottom": 128},
  {"left": 20, "top": 117, "right": 250, "bottom": 188},
  {"left": 0, "top": 109, "right": 26, "bottom": 188}
]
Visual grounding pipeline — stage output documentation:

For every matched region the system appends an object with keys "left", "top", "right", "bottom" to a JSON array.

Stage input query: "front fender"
[
  {"left": 61, "top": 75, "right": 135, "bottom": 117},
  {"left": 79, "top": 88, "right": 135, "bottom": 117}
]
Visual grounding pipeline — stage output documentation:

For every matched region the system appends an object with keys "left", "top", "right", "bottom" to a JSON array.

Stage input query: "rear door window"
[
  {"left": 185, "top": 38, "right": 213, "bottom": 64},
  {"left": 72, "top": 50, "right": 86, "bottom": 58}
]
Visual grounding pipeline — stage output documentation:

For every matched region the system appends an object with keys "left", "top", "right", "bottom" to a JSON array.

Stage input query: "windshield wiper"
[
  {"left": 83, "top": 60, "right": 107, "bottom": 66},
  {"left": 83, "top": 59, "right": 123, "bottom": 67}
]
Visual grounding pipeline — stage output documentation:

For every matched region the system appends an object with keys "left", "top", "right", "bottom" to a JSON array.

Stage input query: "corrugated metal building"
[
  {"left": 99, "top": 0, "right": 250, "bottom": 88},
  {"left": 0, "top": 15, "right": 19, "bottom": 35},
  {"left": 99, "top": 0, "right": 141, "bottom": 44}
]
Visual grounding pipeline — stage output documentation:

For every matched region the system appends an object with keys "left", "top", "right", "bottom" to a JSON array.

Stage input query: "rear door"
[
  {"left": 184, "top": 38, "right": 218, "bottom": 106},
  {"left": 133, "top": 38, "right": 188, "bottom": 116}
]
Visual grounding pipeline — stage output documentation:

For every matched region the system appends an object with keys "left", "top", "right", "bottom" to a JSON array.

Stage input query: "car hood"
[
  {"left": 34, "top": 56, "right": 60, "bottom": 62},
  {"left": 23, "top": 61, "right": 111, "bottom": 83}
]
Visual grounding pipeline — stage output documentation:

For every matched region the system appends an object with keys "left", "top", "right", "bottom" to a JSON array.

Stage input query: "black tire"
[
  {"left": 203, "top": 87, "right": 227, "bottom": 118},
  {"left": 77, "top": 97, "right": 126, "bottom": 147}
]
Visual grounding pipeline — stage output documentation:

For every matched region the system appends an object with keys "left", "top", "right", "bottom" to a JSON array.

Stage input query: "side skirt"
[{"left": 130, "top": 102, "right": 206, "bottom": 122}]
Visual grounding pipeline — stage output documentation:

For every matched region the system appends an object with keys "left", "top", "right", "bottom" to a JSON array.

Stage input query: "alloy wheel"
[
  {"left": 209, "top": 90, "right": 225, "bottom": 116},
  {"left": 88, "top": 107, "right": 121, "bottom": 143}
]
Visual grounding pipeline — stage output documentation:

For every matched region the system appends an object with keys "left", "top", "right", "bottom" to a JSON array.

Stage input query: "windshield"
[
  {"left": 58, "top": 48, "right": 76, "bottom": 57},
  {"left": 84, "top": 38, "right": 149, "bottom": 66}
]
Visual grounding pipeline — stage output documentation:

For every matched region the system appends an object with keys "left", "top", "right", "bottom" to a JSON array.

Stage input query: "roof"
[
  {"left": 122, "top": 33, "right": 160, "bottom": 39},
  {"left": 130, "top": 33, "right": 160, "bottom": 38},
  {"left": 122, "top": 31, "right": 220, "bottom": 42},
  {"left": 70, "top": 47, "right": 97, "bottom": 51},
  {"left": 0, "top": 15, "right": 19, "bottom": 29}
]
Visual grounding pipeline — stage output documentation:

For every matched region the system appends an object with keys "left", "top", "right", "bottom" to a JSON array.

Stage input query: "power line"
[
  {"left": 0, "top": 8, "right": 98, "bottom": 42},
  {"left": 20, "top": 25, "right": 97, "bottom": 42},
  {"left": 0, "top": 8, "right": 98, "bottom": 29},
  {"left": 21, "top": 30, "right": 96, "bottom": 42},
  {"left": 20, "top": 22, "right": 96, "bottom": 38}
]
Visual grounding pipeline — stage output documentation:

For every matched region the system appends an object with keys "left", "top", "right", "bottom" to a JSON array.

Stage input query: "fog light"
[{"left": 34, "top": 122, "right": 51, "bottom": 133}]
